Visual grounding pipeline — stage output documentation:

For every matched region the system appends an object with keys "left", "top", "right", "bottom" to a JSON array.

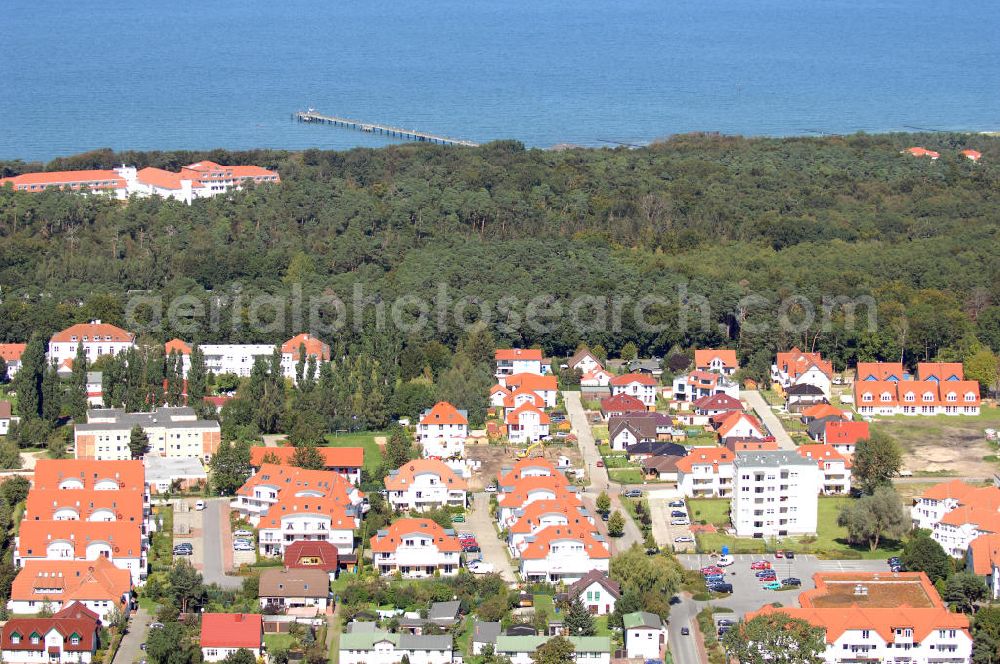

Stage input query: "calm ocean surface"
[{"left": 3, "top": 0, "right": 999, "bottom": 161}]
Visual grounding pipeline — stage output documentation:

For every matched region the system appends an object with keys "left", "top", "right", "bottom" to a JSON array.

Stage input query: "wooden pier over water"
[{"left": 294, "top": 110, "right": 479, "bottom": 147}]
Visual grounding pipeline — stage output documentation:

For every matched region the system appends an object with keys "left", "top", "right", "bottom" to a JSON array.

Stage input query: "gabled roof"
[
  {"left": 283, "top": 540, "right": 339, "bottom": 572},
  {"left": 519, "top": 524, "right": 609, "bottom": 560},
  {"left": 496, "top": 348, "right": 543, "bottom": 362},
  {"left": 420, "top": 402, "right": 468, "bottom": 426},
  {"left": 916, "top": 362, "right": 964, "bottom": 382},
  {"left": 384, "top": 459, "right": 467, "bottom": 492},
  {"left": 11, "top": 558, "right": 131, "bottom": 605},
  {"left": 825, "top": 420, "right": 869, "bottom": 446},
  {"left": 716, "top": 411, "right": 763, "bottom": 439},
  {"left": 694, "top": 349, "right": 738, "bottom": 369},
  {"left": 623, "top": 611, "right": 663, "bottom": 630},
  {"left": 259, "top": 567, "right": 330, "bottom": 598},
  {"left": 497, "top": 457, "right": 561, "bottom": 486},
  {"left": 0, "top": 401, "right": 11, "bottom": 419},
  {"left": 32, "top": 459, "right": 146, "bottom": 491},
  {"left": 369, "top": 518, "right": 460, "bottom": 553},
  {"left": 249, "top": 446, "right": 364, "bottom": 469},
  {"left": 50, "top": 323, "right": 134, "bottom": 344},
  {"left": 0, "top": 170, "right": 124, "bottom": 189},
  {"left": 1, "top": 603, "right": 99, "bottom": 652},
  {"left": 282, "top": 333, "right": 331, "bottom": 360},
  {"left": 17, "top": 520, "right": 142, "bottom": 559},
  {"left": 676, "top": 447, "right": 733, "bottom": 473},
  {"left": 961, "top": 149, "right": 982, "bottom": 161},
  {"left": 164, "top": 338, "right": 192, "bottom": 355},
  {"left": 567, "top": 569, "right": 621, "bottom": 599},
  {"left": 919, "top": 479, "right": 986, "bottom": 502},
  {"left": 801, "top": 403, "right": 847, "bottom": 420},
  {"left": 498, "top": 476, "right": 574, "bottom": 507},
  {"left": 903, "top": 146, "right": 941, "bottom": 159},
  {"left": 610, "top": 372, "right": 657, "bottom": 387},
  {"left": 569, "top": 348, "right": 602, "bottom": 370},
  {"left": 504, "top": 373, "right": 558, "bottom": 391},
  {"left": 693, "top": 393, "right": 742, "bottom": 412},
  {"left": 856, "top": 362, "right": 904, "bottom": 382},
  {"left": 505, "top": 402, "right": 550, "bottom": 426},
  {"left": 136, "top": 167, "right": 185, "bottom": 190},
  {"left": 0, "top": 343, "right": 26, "bottom": 362},
  {"left": 509, "top": 498, "right": 592, "bottom": 534},
  {"left": 969, "top": 533, "right": 1000, "bottom": 575},
  {"left": 775, "top": 348, "right": 833, "bottom": 379},
  {"left": 200, "top": 613, "right": 263, "bottom": 649},
  {"left": 600, "top": 393, "right": 646, "bottom": 414},
  {"left": 796, "top": 444, "right": 852, "bottom": 469},
  {"left": 786, "top": 383, "right": 825, "bottom": 396}
]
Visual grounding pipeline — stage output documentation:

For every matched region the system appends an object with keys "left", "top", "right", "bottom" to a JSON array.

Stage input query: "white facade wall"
[
  {"left": 339, "top": 643, "right": 453, "bottom": 664},
  {"left": 258, "top": 514, "right": 356, "bottom": 556},
  {"left": 625, "top": 627, "right": 666, "bottom": 660},
  {"left": 200, "top": 344, "right": 274, "bottom": 378},
  {"left": 48, "top": 340, "right": 133, "bottom": 368},
  {"left": 611, "top": 382, "right": 656, "bottom": 407},
  {"left": 201, "top": 647, "right": 262, "bottom": 663},
  {"left": 813, "top": 628, "right": 971, "bottom": 664},
  {"left": 577, "top": 580, "right": 616, "bottom": 615},
  {"left": 373, "top": 534, "right": 460, "bottom": 578},
  {"left": 911, "top": 497, "right": 960, "bottom": 532},
  {"left": 519, "top": 542, "right": 609, "bottom": 584},
  {"left": 677, "top": 463, "right": 734, "bottom": 498},
  {"left": 418, "top": 423, "right": 468, "bottom": 459},
  {"left": 730, "top": 457, "right": 820, "bottom": 538},
  {"left": 387, "top": 473, "right": 467, "bottom": 512}
]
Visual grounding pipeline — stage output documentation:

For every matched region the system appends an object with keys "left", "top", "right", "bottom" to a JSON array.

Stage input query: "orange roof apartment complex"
[{"left": 854, "top": 362, "right": 980, "bottom": 416}]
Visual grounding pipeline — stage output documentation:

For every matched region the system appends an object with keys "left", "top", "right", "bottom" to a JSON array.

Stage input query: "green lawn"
[
  {"left": 594, "top": 615, "right": 611, "bottom": 637},
  {"left": 592, "top": 425, "right": 609, "bottom": 442},
  {"left": 695, "top": 496, "right": 904, "bottom": 559},
  {"left": 687, "top": 498, "right": 730, "bottom": 527},
  {"left": 323, "top": 431, "right": 387, "bottom": 473},
  {"left": 533, "top": 594, "right": 555, "bottom": 619},
  {"left": 608, "top": 468, "right": 645, "bottom": 484},
  {"left": 264, "top": 634, "right": 298, "bottom": 652},
  {"left": 456, "top": 615, "right": 475, "bottom": 656}
]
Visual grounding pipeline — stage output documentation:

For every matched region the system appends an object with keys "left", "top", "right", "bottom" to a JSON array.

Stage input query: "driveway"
[
  {"left": 741, "top": 390, "right": 794, "bottom": 449},
  {"left": 201, "top": 498, "right": 242, "bottom": 589},
  {"left": 676, "top": 553, "right": 890, "bottom": 619},
  {"left": 113, "top": 607, "right": 151, "bottom": 664},
  {"left": 467, "top": 491, "right": 517, "bottom": 582},
  {"left": 563, "top": 391, "right": 643, "bottom": 552},
  {"left": 649, "top": 495, "right": 694, "bottom": 553}
]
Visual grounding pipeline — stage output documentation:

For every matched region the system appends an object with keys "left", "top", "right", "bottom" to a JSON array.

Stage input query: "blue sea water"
[{"left": 2, "top": 0, "right": 999, "bottom": 161}]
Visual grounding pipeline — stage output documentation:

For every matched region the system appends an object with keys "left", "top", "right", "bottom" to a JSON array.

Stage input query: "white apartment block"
[
  {"left": 506, "top": 403, "right": 550, "bottom": 445},
  {"left": 74, "top": 407, "right": 221, "bottom": 461},
  {"left": 676, "top": 448, "right": 735, "bottom": 498},
  {"left": 48, "top": 321, "right": 135, "bottom": 367},
  {"left": 518, "top": 525, "right": 610, "bottom": 584},
  {"left": 730, "top": 451, "right": 820, "bottom": 538},
  {"left": 417, "top": 402, "right": 468, "bottom": 459},
  {"left": 384, "top": 459, "right": 468, "bottom": 512},
  {"left": 610, "top": 373, "right": 658, "bottom": 407},
  {"left": 369, "top": 519, "right": 461, "bottom": 578},
  {"left": 908, "top": 481, "right": 1000, "bottom": 557},
  {"left": 495, "top": 348, "right": 545, "bottom": 379}
]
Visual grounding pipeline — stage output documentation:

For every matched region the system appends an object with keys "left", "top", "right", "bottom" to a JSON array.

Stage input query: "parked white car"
[
  {"left": 671, "top": 518, "right": 690, "bottom": 526},
  {"left": 717, "top": 555, "right": 734, "bottom": 567},
  {"left": 467, "top": 561, "right": 495, "bottom": 574},
  {"left": 233, "top": 529, "right": 253, "bottom": 538}
]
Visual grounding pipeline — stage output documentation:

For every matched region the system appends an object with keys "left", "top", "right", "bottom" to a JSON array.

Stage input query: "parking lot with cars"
[{"left": 677, "top": 553, "right": 893, "bottom": 618}]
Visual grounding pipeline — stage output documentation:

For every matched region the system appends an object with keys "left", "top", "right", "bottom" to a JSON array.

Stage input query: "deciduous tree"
[
  {"left": 721, "top": 613, "right": 826, "bottom": 664},
  {"left": 853, "top": 431, "right": 902, "bottom": 494},
  {"left": 837, "top": 486, "right": 909, "bottom": 551}
]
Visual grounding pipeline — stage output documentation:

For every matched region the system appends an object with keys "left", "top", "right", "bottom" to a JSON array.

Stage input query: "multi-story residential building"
[
  {"left": 0, "top": 603, "right": 101, "bottom": 664},
  {"left": 610, "top": 373, "right": 658, "bottom": 408},
  {"left": 231, "top": 464, "right": 362, "bottom": 556},
  {"left": 580, "top": 367, "right": 614, "bottom": 388},
  {"left": 744, "top": 572, "right": 972, "bottom": 664},
  {"left": 694, "top": 349, "right": 739, "bottom": 375},
  {"left": 499, "top": 386, "right": 546, "bottom": 417},
  {"left": 1, "top": 169, "right": 129, "bottom": 197},
  {"left": 495, "top": 348, "right": 545, "bottom": 379},
  {"left": 494, "top": 636, "right": 611, "bottom": 664},
  {"left": 384, "top": 459, "right": 468, "bottom": 512},
  {"left": 823, "top": 420, "right": 869, "bottom": 456},
  {"left": 200, "top": 614, "right": 263, "bottom": 663},
  {"left": 497, "top": 457, "right": 564, "bottom": 486},
  {"left": 497, "top": 475, "right": 577, "bottom": 528},
  {"left": 910, "top": 480, "right": 988, "bottom": 532},
  {"left": 967, "top": 533, "right": 1000, "bottom": 600},
  {"left": 417, "top": 402, "right": 469, "bottom": 459},
  {"left": 249, "top": 446, "right": 364, "bottom": 485},
  {"left": 855, "top": 362, "right": 980, "bottom": 416},
  {"left": 930, "top": 497, "right": 1000, "bottom": 558},
  {"left": 730, "top": 451, "right": 821, "bottom": 538},
  {"left": 608, "top": 412, "right": 674, "bottom": 451},
  {"left": 74, "top": 407, "right": 221, "bottom": 461},
  {"left": 506, "top": 403, "right": 550, "bottom": 444},
  {"left": 502, "top": 373, "right": 558, "bottom": 407},
  {"left": 18, "top": 460, "right": 149, "bottom": 585},
  {"left": 518, "top": 525, "right": 610, "bottom": 584},
  {"left": 369, "top": 518, "right": 461, "bottom": 578},
  {"left": 623, "top": 612, "right": 667, "bottom": 660},
  {"left": 676, "top": 447, "right": 735, "bottom": 498},
  {"left": 7, "top": 558, "right": 131, "bottom": 622},
  {"left": 507, "top": 498, "right": 594, "bottom": 557},
  {"left": 795, "top": 444, "right": 852, "bottom": 495},
  {"left": 565, "top": 569, "right": 620, "bottom": 616},
  {"left": 671, "top": 370, "right": 739, "bottom": 403},
  {"left": 279, "top": 333, "right": 331, "bottom": 381},
  {"left": 0, "top": 343, "right": 26, "bottom": 378},
  {"left": 771, "top": 348, "right": 834, "bottom": 399},
  {"left": 714, "top": 411, "right": 766, "bottom": 442},
  {"left": 339, "top": 629, "right": 455, "bottom": 664},
  {"left": 48, "top": 321, "right": 135, "bottom": 367},
  {"left": 168, "top": 334, "right": 329, "bottom": 382}
]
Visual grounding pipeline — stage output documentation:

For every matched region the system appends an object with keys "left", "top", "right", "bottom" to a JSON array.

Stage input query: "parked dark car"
[
  {"left": 785, "top": 551, "right": 795, "bottom": 559},
  {"left": 708, "top": 582, "right": 733, "bottom": 593},
  {"left": 782, "top": 578, "right": 802, "bottom": 587},
  {"left": 623, "top": 489, "right": 643, "bottom": 498},
  {"left": 601, "top": 512, "right": 609, "bottom": 521},
  {"left": 680, "top": 627, "right": 690, "bottom": 636},
  {"left": 671, "top": 510, "right": 687, "bottom": 518}
]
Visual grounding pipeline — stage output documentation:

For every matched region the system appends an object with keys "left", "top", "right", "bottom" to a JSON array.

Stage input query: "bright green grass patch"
[
  {"left": 608, "top": 468, "right": 645, "bottom": 484},
  {"left": 687, "top": 498, "right": 730, "bottom": 527},
  {"left": 264, "top": 634, "right": 298, "bottom": 652},
  {"left": 323, "top": 431, "right": 387, "bottom": 473}
]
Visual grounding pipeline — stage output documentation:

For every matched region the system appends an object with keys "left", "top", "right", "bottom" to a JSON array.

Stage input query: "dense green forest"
[{"left": 1, "top": 132, "right": 999, "bottom": 380}]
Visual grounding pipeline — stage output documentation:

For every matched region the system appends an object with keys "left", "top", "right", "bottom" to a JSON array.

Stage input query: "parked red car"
[
  {"left": 775, "top": 550, "right": 784, "bottom": 559},
  {"left": 750, "top": 560, "right": 772, "bottom": 570},
  {"left": 701, "top": 566, "right": 724, "bottom": 576}
]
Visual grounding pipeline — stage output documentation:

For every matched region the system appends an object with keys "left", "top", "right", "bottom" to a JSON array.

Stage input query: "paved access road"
[
  {"left": 740, "top": 390, "right": 794, "bottom": 449},
  {"left": 666, "top": 594, "right": 704, "bottom": 664},
  {"left": 562, "top": 391, "right": 643, "bottom": 552},
  {"left": 200, "top": 498, "right": 242, "bottom": 589},
  {"left": 113, "top": 607, "right": 151, "bottom": 664},
  {"left": 467, "top": 491, "right": 517, "bottom": 582},
  {"left": 648, "top": 493, "right": 695, "bottom": 552}
]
